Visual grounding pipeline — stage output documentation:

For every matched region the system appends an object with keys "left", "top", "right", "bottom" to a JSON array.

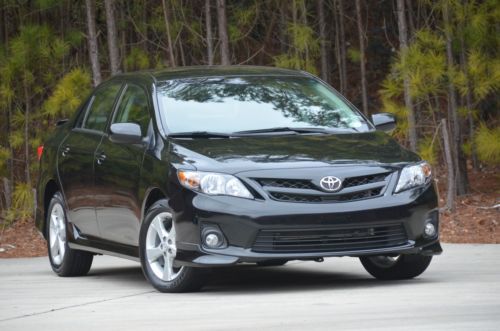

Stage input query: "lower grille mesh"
[{"left": 252, "top": 224, "right": 408, "bottom": 253}]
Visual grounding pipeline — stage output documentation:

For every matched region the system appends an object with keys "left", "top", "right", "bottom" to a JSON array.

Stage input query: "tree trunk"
[
  {"left": 2, "top": 178, "right": 11, "bottom": 210},
  {"left": 3, "top": 13, "right": 14, "bottom": 193},
  {"left": 216, "top": 0, "right": 230, "bottom": 65},
  {"left": 355, "top": 0, "right": 368, "bottom": 116},
  {"left": 459, "top": 35, "right": 478, "bottom": 171},
  {"left": 85, "top": 0, "right": 102, "bottom": 86},
  {"left": 104, "top": 0, "right": 121, "bottom": 75},
  {"left": 337, "top": 0, "right": 347, "bottom": 94},
  {"left": 396, "top": 0, "right": 417, "bottom": 152},
  {"left": 205, "top": 0, "right": 214, "bottom": 65},
  {"left": 443, "top": 2, "right": 469, "bottom": 195},
  {"left": 23, "top": 82, "right": 31, "bottom": 187},
  {"left": 317, "top": 0, "right": 328, "bottom": 82},
  {"left": 441, "top": 119, "right": 455, "bottom": 211},
  {"left": 279, "top": 1, "right": 287, "bottom": 54},
  {"left": 333, "top": 1, "right": 341, "bottom": 89},
  {"left": 119, "top": 2, "right": 127, "bottom": 72},
  {"left": 405, "top": 0, "right": 416, "bottom": 35},
  {"left": 162, "top": 0, "right": 176, "bottom": 67}
]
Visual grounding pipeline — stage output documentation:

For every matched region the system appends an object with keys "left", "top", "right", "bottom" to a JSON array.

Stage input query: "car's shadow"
[{"left": 85, "top": 262, "right": 435, "bottom": 294}]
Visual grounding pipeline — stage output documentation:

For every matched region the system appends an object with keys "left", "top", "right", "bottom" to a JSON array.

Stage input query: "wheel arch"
[
  {"left": 141, "top": 187, "right": 168, "bottom": 222},
  {"left": 42, "top": 179, "right": 60, "bottom": 238}
]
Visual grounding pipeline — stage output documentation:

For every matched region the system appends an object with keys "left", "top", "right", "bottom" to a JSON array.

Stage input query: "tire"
[
  {"left": 359, "top": 254, "right": 432, "bottom": 280},
  {"left": 47, "top": 192, "right": 93, "bottom": 277},
  {"left": 256, "top": 259, "right": 288, "bottom": 267},
  {"left": 139, "top": 200, "right": 208, "bottom": 293}
]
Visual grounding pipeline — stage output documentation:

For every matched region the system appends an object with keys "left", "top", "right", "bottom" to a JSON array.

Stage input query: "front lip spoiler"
[{"left": 175, "top": 240, "right": 442, "bottom": 267}]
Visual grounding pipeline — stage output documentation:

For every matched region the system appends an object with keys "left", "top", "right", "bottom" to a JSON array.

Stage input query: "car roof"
[{"left": 113, "top": 65, "right": 311, "bottom": 83}]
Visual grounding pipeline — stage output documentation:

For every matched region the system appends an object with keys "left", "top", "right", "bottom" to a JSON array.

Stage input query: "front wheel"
[
  {"left": 139, "top": 200, "right": 208, "bottom": 293},
  {"left": 359, "top": 254, "right": 432, "bottom": 280}
]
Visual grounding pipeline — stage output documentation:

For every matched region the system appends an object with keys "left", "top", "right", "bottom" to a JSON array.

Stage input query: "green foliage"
[
  {"left": 475, "top": 124, "right": 500, "bottom": 165},
  {"left": 125, "top": 47, "right": 151, "bottom": 71},
  {"left": 379, "top": 97, "right": 408, "bottom": 141},
  {"left": 43, "top": 69, "right": 92, "bottom": 119},
  {"left": 9, "top": 130, "right": 24, "bottom": 150},
  {"left": 380, "top": 29, "right": 447, "bottom": 109},
  {"left": 455, "top": 50, "right": 500, "bottom": 101},
  {"left": 229, "top": 1, "right": 258, "bottom": 41},
  {"left": 418, "top": 136, "right": 439, "bottom": 166},
  {"left": 273, "top": 54, "right": 318, "bottom": 75},
  {"left": 347, "top": 48, "right": 361, "bottom": 63},
  {"left": 273, "top": 16, "right": 319, "bottom": 74},
  {"left": 0, "top": 147, "right": 10, "bottom": 176},
  {"left": 401, "top": 30, "right": 446, "bottom": 99},
  {"left": 8, "top": 182, "right": 34, "bottom": 222}
]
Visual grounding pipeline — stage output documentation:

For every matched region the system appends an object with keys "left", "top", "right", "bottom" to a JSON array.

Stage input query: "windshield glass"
[{"left": 157, "top": 76, "right": 371, "bottom": 134}]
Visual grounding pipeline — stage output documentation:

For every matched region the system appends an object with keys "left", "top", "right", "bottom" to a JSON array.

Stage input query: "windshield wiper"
[
  {"left": 168, "top": 131, "right": 233, "bottom": 138},
  {"left": 234, "top": 127, "right": 337, "bottom": 135}
]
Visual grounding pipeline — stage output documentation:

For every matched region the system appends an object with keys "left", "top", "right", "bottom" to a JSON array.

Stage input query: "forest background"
[{"left": 0, "top": 0, "right": 498, "bottom": 256}]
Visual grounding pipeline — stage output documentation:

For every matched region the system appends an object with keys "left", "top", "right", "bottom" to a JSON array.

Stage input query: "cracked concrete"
[{"left": 1, "top": 244, "right": 499, "bottom": 330}]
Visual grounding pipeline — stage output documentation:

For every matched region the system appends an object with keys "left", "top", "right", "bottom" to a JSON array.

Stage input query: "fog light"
[
  {"left": 424, "top": 222, "right": 436, "bottom": 237},
  {"left": 201, "top": 224, "right": 227, "bottom": 249},
  {"left": 204, "top": 233, "right": 220, "bottom": 248}
]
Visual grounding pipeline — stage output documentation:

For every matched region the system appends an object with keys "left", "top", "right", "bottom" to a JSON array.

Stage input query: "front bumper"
[{"left": 170, "top": 182, "right": 442, "bottom": 267}]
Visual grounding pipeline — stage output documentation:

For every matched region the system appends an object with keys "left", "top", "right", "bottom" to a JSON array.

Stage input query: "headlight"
[
  {"left": 177, "top": 170, "right": 253, "bottom": 199},
  {"left": 395, "top": 162, "right": 432, "bottom": 193}
]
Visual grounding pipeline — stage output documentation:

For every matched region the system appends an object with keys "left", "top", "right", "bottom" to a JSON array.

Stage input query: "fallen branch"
[{"left": 477, "top": 204, "right": 500, "bottom": 210}]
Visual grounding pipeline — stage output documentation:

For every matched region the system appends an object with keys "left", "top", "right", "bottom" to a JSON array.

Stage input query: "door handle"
[
  {"left": 61, "top": 146, "right": 70, "bottom": 157},
  {"left": 96, "top": 152, "right": 107, "bottom": 165}
]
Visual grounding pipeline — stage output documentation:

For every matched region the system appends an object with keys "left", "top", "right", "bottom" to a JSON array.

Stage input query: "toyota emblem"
[{"left": 319, "top": 176, "right": 342, "bottom": 192}]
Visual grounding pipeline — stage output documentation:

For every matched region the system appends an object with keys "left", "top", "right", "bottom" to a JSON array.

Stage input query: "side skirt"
[{"left": 68, "top": 238, "right": 140, "bottom": 262}]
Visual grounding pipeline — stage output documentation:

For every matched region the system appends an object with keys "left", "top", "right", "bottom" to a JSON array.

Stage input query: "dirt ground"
[
  {"left": 1, "top": 168, "right": 498, "bottom": 258},
  {"left": 438, "top": 167, "right": 499, "bottom": 244}
]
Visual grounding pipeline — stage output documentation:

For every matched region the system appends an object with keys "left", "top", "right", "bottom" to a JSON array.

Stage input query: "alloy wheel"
[
  {"left": 49, "top": 203, "right": 66, "bottom": 265},
  {"left": 145, "top": 212, "right": 183, "bottom": 281}
]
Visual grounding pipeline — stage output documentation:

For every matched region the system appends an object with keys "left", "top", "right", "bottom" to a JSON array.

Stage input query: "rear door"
[
  {"left": 94, "top": 82, "right": 153, "bottom": 246},
  {"left": 58, "top": 82, "right": 122, "bottom": 239}
]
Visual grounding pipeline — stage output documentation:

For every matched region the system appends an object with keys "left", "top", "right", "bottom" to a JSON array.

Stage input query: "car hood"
[{"left": 169, "top": 131, "right": 420, "bottom": 173}]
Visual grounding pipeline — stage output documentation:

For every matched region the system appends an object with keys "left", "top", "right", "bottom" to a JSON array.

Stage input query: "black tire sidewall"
[
  {"left": 46, "top": 191, "right": 93, "bottom": 277},
  {"left": 360, "top": 254, "right": 433, "bottom": 280}
]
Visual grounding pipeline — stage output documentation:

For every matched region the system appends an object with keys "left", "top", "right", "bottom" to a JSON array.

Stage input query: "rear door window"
[{"left": 82, "top": 82, "right": 122, "bottom": 132}]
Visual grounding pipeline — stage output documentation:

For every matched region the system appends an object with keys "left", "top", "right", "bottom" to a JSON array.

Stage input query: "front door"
[
  {"left": 94, "top": 83, "right": 153, "bottom": 246},
  {"left": 58, "top": 82, "right": 122, "bottom": 239}
]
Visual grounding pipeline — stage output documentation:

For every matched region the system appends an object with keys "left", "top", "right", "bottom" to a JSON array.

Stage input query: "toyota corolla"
[{"left": 36, "top": 66, "right": 442, "bottom": 292}]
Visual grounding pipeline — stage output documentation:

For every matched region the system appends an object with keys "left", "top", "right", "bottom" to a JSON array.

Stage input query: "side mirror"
[
  {"left": 371, "top": 113, "right": 396, "bottom": 132},
  {"left": 109, "top": 123, "right": 143, "bottom": 144}
]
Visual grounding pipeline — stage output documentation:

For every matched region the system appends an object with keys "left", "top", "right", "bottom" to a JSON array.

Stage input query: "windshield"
[{"left": 157, "top": 76, "right": 372, "bottom": 135}]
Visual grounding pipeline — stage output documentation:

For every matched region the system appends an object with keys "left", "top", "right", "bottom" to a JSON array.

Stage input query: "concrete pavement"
[{"left": 0, "top": 244, "right": 499, "bottom": 330}]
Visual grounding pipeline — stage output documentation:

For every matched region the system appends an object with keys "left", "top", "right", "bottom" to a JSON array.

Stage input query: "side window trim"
[{"left": 79, "top": 95, "right": 96, "bottom": 129}]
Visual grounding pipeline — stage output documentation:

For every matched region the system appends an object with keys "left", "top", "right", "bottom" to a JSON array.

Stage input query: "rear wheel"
[
  {"left": 47, "top": 192, "right": 93, "bottom": 276},
  {"left": 359, "top": 254, "right": 432, "bottom": 280},
  {"left": 139, "top": 200, "right": 207, "bottom": 293}
]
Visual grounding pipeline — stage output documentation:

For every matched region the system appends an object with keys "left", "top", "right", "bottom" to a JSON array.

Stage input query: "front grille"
[
  {"left": 253, "top": 172, "right": 391, "bottom": 203},
  {"left": 343, "top": 173, "right": 387, "bottom": 188},
  {"left": 252, "top": 224, "right": 408, "bottom": 253},
  {"left": 270, "top": 187, "right": 383, "bottom": 203},
  {"left": 258, "top": 179, "right": 316, "bottom": 190}
]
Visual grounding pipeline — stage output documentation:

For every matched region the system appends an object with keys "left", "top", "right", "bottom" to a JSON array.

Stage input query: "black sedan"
[{"left": 36, "top": 66, "right": 442, "bottom": 292}]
